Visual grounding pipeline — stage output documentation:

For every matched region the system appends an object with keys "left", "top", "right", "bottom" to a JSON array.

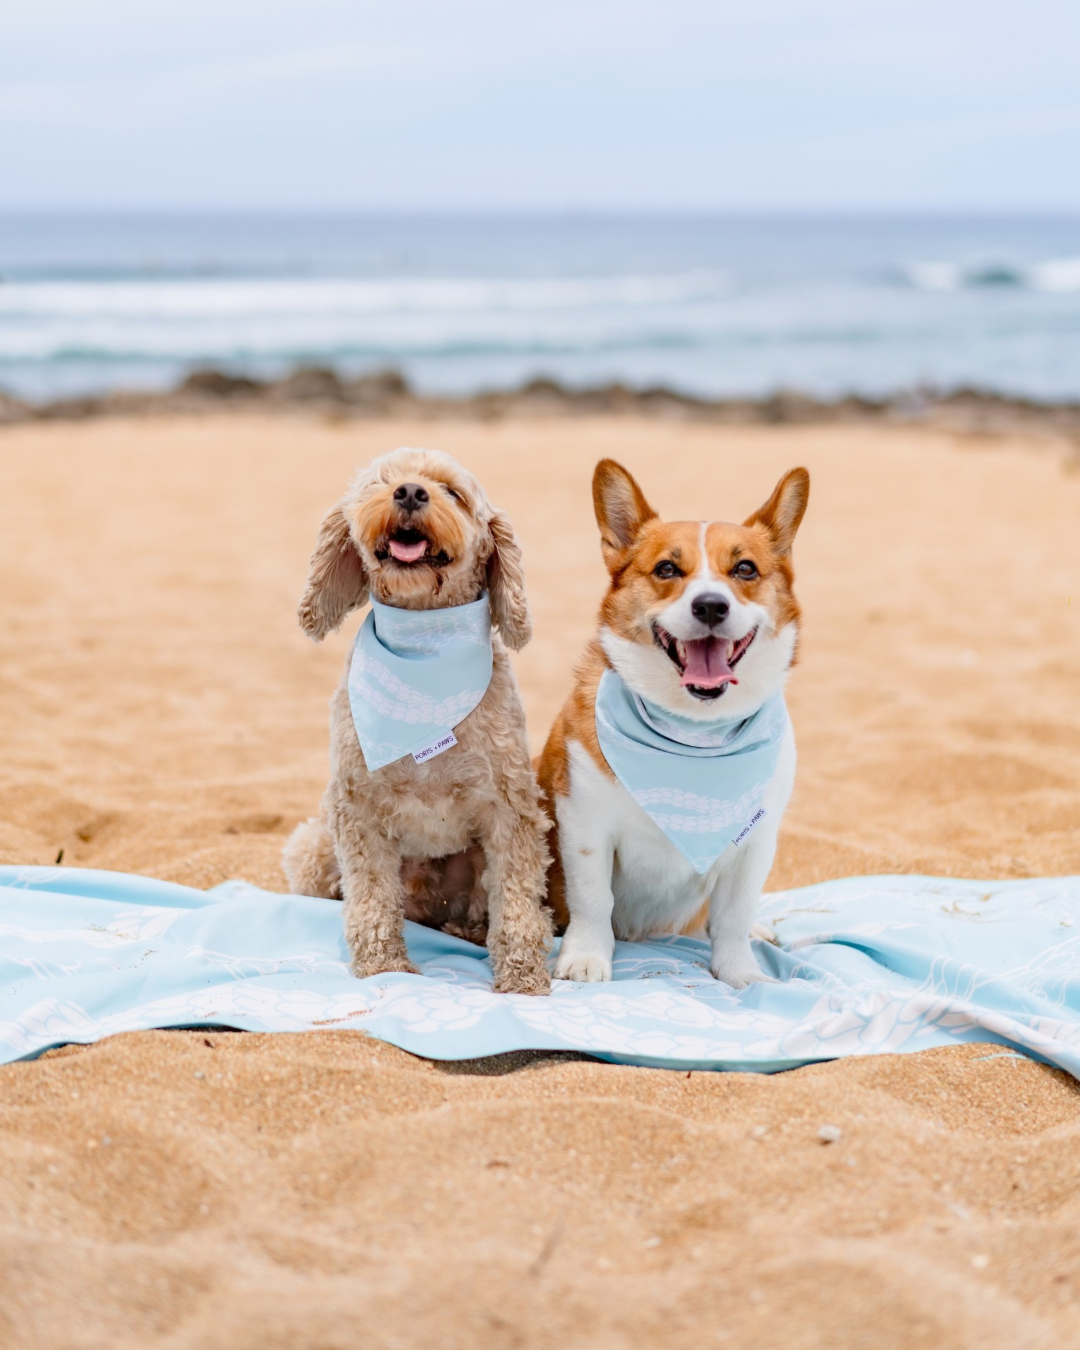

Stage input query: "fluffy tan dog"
[{"left": 284, "top": 447, "right": 552, "bottom": 994}]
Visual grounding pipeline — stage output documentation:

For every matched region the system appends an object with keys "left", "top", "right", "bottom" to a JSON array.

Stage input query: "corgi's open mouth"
[
  {"left": 376, "top": 528, "right": 451, "bottom": 568},
  {"left": 653, "top": 623, "right": 758, "bottom": 700}
]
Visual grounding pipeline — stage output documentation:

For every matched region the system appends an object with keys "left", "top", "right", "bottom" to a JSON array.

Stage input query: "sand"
[{"left": 1, "top": 412, "right": 1079, "bottom": 1348}]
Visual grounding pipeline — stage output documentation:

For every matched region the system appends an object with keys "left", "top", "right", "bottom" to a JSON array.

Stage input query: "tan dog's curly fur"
[{"left": 283, "top": 447, "right": 552, "bottom": 994}]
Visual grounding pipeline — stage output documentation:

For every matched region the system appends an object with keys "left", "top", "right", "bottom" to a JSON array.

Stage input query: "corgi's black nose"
[
  {"left": 393, "top": 483, "right": 429, "bottom": 513},
  {"left": 691, "top": 593, "right": 730, "bottom": 627}
]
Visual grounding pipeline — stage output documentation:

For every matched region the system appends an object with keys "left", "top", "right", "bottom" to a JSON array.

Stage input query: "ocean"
[{"left": 0, "top": 214, "right": 1077, "bottom": 405}]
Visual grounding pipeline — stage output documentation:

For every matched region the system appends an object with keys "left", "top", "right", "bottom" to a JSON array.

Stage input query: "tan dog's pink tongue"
[
  {"left": 389, "top": 538, "right": 428, "bottom": 562},
  {"left": 680, "top": 636, "right": 736, "bottom": 688}
]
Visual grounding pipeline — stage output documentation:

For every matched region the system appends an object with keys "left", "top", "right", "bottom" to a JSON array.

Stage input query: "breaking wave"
[{"left": 902, "top": 257, "right": 1080, "bottom": 293}]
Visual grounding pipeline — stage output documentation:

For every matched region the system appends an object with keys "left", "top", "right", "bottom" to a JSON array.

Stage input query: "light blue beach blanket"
[{"left": 2, "top": 865, "right": 1080, "bottom": 1075}]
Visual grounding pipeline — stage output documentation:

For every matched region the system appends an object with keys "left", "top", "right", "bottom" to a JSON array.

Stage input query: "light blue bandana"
[
  {"left": 595, "top": 669, "right": 790, "bottom": 873},
  {"left": 347, "top": 595, "right": 493, "bottom": 771}
]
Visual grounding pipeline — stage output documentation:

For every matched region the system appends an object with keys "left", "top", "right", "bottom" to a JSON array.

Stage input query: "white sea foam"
[
  {"left": 0, "top": 272, "right": 730, "bottom": 320},
  {"left": 0, "top": 273, "right": 736, "bottom": 363},
  {"left": 906, "top": 261, "right": 961, "bottom": 292},
  {"left": 0, "top": 273, "right": 733, "bottom": 362},
  {"left": 1030, "top": 258, "right": 1080, "bottom": 293},
  {"left": 0, "top": 317, "right": 716, "bottom": 362}
]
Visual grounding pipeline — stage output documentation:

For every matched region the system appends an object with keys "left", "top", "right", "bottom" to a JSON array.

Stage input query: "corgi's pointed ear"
[
  {"left": 744, "top": 467, "right": 809, "bottom": 556},
  {"left": 592, "top": 459, "right": 657, "bottom": 571},
  {"left": 297, "top": 501, "right": 369, "bottom": 640}
]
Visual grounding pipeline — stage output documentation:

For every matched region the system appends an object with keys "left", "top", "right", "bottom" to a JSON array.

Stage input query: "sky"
[{"left": 0, "top": 0, "right": 1077, "bottom": 213}]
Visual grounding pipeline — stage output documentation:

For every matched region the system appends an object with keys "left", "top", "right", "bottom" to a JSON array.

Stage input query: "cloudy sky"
[{"left": 1, "top": 0, "right": 1077, "bottom": 212}]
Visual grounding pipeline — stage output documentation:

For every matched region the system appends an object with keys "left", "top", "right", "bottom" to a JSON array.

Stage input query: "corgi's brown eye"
[
  {"left": 653, "top": 560, "right": 682, "bottom": 580},
  {"left": 732, "top": 560, "right": 758, "bottom": 579}
]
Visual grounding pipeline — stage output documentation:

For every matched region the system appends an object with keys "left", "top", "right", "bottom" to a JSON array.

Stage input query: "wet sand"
[{"left": 1, "top": 413, "right": 1079, "bottom": 1348}]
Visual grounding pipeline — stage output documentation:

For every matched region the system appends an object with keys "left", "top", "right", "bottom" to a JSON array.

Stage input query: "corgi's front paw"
[
  {"left": 555, "top": 947, "right": 612, "bottom": 983},
  {"left": 714, "top": 965, "right": 777, "bottom": 990},
  {"left": 710, "top": 942, "right": 776, "bottom": 989}
]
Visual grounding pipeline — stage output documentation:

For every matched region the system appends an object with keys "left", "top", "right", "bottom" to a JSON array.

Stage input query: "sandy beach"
[{"left": 2, "top": 411, "right": 1080, "bottom": 1348}]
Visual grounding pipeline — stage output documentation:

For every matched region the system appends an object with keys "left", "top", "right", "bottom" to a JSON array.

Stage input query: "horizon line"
[{"left": 1, "top": 205, "right": 1079, "bottom": 221}]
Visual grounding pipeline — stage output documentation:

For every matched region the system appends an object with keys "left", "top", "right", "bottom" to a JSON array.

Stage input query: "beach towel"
[
  {"left": 347, "top": 594, "right": 493, "bottom": 770},
  {"left": 594, "top": 672, "right": 789, "bottom": 872},
  {"left": 4, "top": 866, "right": 1080, "bottom": 1074}
]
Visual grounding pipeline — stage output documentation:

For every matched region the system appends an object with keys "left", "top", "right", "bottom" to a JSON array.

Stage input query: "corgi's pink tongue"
[
  {"left": 389, "top": 538, "right": 428, "bottom": 563},
  {"left": 681, "top": 636, "right": 736, "bottom": 688}
]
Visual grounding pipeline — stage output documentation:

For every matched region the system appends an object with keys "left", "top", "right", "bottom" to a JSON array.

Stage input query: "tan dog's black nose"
[
  {"left": 393, "top": 483, "right": 429, "bottom": 513},
  {"left": 691, "top": 593, "right": 730, "bottom": 627}
]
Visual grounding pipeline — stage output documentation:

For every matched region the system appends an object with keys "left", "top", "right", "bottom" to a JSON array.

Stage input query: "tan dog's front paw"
[
  {"left": 494, "top": 959, "right": 551, "bottom": 996},
  {"left": 487, "top": 904, "right": 554, "bottom": 995},
  {"left": 349, "top": 940, "right": 418, "bottom": 979}
]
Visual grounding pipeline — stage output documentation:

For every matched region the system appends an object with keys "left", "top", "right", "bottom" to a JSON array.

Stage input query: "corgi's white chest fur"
[{"left": 554, "top": 725, "right": 795, "bottom": 985}]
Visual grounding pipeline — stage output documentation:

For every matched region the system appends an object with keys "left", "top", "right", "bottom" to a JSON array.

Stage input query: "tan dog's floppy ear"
[
  {"left": 743, "top": 467, "right": 810, "bottom": 556},
  {"left": 297, "top": 502, "right": 369, "bottom": 640},
  {"left": 486, "top": 510, "right": 532, "bottom": 651},
  {"left": 592, "top": 458, "right": 657, "bottom": 572}
]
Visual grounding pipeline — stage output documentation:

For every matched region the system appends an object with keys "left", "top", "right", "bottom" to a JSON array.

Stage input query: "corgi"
[{"left": 537, "top": 458, "right": 809, "bottom": 986}]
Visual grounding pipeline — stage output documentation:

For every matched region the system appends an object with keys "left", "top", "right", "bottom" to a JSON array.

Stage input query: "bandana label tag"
[
  {"left": 412, "top": 730, "right": 458, "bottom": 765},
  {"left": 732, "top": 807, "right": 768, "bottom": 847}
]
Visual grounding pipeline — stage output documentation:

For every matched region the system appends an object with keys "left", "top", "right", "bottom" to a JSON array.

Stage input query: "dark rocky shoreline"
[{"left": 3, "top": 366, "right": 1079, "bottom": 441}]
